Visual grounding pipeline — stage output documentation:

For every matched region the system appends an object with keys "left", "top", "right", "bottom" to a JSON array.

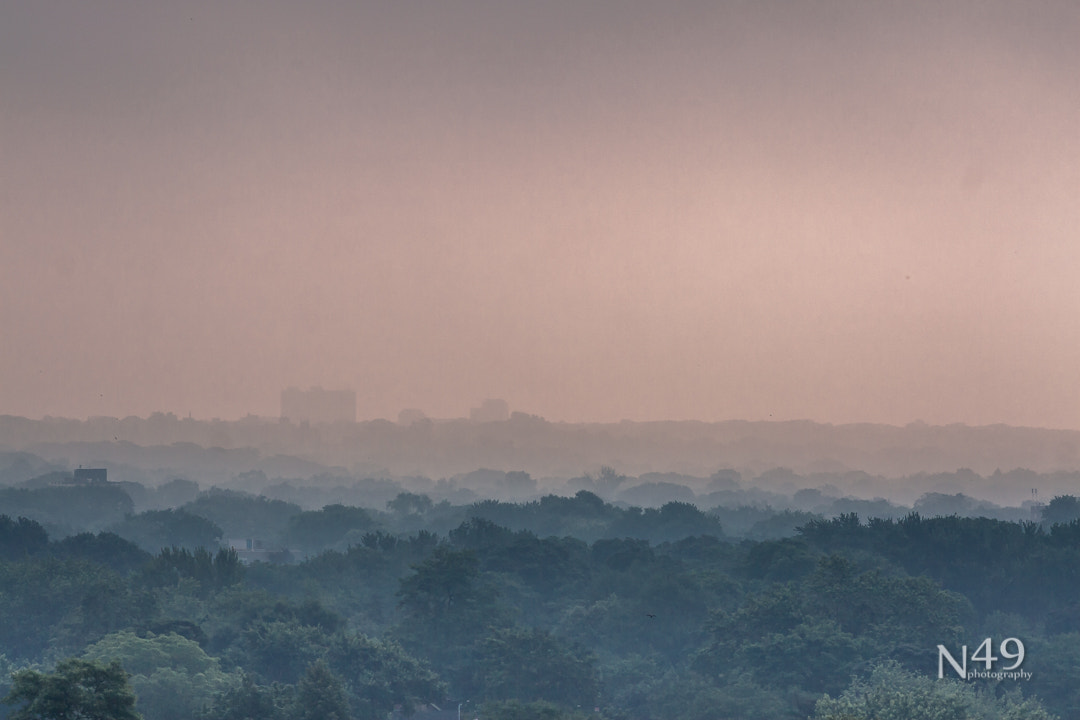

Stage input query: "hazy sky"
[{"left": 2, "top": 1, "right": 1078, "bottom": 427}]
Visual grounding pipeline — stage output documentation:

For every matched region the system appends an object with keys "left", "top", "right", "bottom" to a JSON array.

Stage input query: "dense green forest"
[{"left": 2, "top": 482, "right": 1079, "bottom": 719}]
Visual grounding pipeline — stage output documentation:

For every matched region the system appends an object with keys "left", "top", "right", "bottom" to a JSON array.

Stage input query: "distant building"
[
  {"left": 71, "top": 468, "right": 108, "bottom": 485},
  {"left": 281, "top": 386, "right": 357, "bottom": 423},
  {"left": 469, "top": 398, "right": 510, "bottom": 423}
]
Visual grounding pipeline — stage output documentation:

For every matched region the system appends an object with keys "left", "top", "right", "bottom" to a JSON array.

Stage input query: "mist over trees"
[
  {"left": 3, "top": 413, "right": 1079, "bottom": 486},
  {"left": 3, "top": 413, "right": 1080, "bottom": 719}
]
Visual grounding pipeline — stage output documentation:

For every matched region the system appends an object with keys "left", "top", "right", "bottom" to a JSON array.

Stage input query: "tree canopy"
[{"left": 3, "top": 659, "right": 142, "bottom": 720}]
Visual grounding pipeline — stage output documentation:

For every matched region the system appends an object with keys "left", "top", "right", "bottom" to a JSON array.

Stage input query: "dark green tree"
[
  {"left": 387, "top": 493, "right": 434, "bottom": 516},
  {"left": 478, "top": 699, "right": 590, "bottom": 720},
  {"left": 394, "top": 546, "right": 505, "bottom": 693},
  {"left": 181, "top": 490, "right": 300, "bottom": 541},
  {"left": 199, "top": 674, "right": 289, "bottom": 720},
  {"left": 3, "top": 658, "right": 142, "bottom": 720},
  {"left": 0, "top": 485, "right": 135, "bottom": 534},
  {"left": 147, "top": 547, "right": 243, "bottom": 596},
  {"left": 326, "top": 633, "right": 443, "bottom": 720},
  {"left": 284, "top": 505, "right": 376, "bottom": 552},
  {"left": 232, "top": 620, "right": 330, "bottom": 685},
  {"left": 473, "top": 627, "right": 597, "bottom": 708},
  {"left": 396, "top": 546, "right": 503, "bottom": 642},
  {"left": 50, "top": 532, "right": 152, "bottom": 574},
  {"left": 813, "top": 661, "right": 1055, "bottom": 720},
  {"left": 108, "top": 510, "right": 223, "bottom": 553},
  {"left": 0, "top": 515, "right": 49, "bottom": 560},
  {"left": 738, "top": 619, "right": 864, "bottom": 694},
  {"left": 291, "top": 661, "right": 350, "bottom": 720},
  {"left": 1043, "top": 495, "right": 1080, "bottom": 526}
]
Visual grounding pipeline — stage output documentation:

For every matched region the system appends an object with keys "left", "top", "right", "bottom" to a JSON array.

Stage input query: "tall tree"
[
  {"left": 394, "top": 546, "right": 505, "bottom": 694},
  {"left": 3, "top": 658, "right": 142, "bottom": 720},
  {"left": 473, "top": 627, "right": 597, "bottom": 708},
  {"left": 813, "top": 662, "right": 1055, "bottom": 720},
  {"left": 291, "top": 661, "right": 350, "bottom": 720},
  {"left": 326, "top": 633, "right": 444, "bottom": 720}
]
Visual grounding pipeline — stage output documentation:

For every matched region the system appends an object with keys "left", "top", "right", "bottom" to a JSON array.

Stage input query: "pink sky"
[{"left": 2, "top": 1, "right": 1078, "bottom": 427}]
